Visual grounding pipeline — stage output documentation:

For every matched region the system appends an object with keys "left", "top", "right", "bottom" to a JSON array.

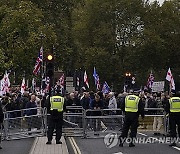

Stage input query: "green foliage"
[
  {"left": 0, "top": 0, "right": 57, "bottom": 81},
  {"left": 0, "top": 0, "right": 179, "bottom": 91}
]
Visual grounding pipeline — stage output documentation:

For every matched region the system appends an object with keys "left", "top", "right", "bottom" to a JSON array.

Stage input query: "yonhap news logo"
[
  {"left": 104, "top": 132, "right": 118, "bottom": 148},
  {"left": 104, "top": 133, "right": 180, "bottom": 148}
]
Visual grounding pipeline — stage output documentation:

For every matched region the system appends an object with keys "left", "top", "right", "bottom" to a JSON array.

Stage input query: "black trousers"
[
  {"left": 120, "top": 112, "right": 139, "bottom": 142},
  {"left": 47, "top": 115, "right": 63, "bottom": 142},
  {"left": 169, "top": 113, "right": 180, "bottom": 138}
]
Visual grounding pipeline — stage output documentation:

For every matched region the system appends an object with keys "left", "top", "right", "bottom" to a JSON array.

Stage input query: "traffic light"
[
  {"left": 125, "top": 72, "right": 132, "bottom": 85},
  {"left": 46, "top": 54, "right": 54, "bottom": 78}
]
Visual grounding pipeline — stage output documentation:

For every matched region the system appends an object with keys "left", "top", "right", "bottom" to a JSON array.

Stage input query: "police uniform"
[
  {"left": 119, "top": 94, "right": 144, "bottom": 147},
  {"left": 46, "top": 95, "right": 65, "bottom": 144},
  {"left": 167, "top": 97, "right": 180, "bottom": 146}
]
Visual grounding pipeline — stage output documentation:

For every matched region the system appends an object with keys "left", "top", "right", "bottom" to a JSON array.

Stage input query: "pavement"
[
  {"left": 29, "top": 136, "right": 69, "bottom": 154},
  {"left": 1, "top": 138, "right": 34, "bottom": 154}
]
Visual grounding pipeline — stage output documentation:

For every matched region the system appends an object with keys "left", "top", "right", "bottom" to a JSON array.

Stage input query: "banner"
[{"left": 152, "top": 81, "right": 165, "bottom": 92}]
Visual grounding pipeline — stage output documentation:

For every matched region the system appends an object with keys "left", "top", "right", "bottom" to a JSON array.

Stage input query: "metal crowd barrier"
[
  {"left": 2, "top": 107, "right": 46, "bottom": 140},
  {"left": 63, "top": 106, "right": 85, "bottom": 137},
  {"left": 1, "top": 107, "right": 170, "bottom": 140},
  {"left": 139, "top": 108, "right": 167, "bottom": 135},
  {"left": 83, "top": 109, "right": 124, "bottom": 138}
]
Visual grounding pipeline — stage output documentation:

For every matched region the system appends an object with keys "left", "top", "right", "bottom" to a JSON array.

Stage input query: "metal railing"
[
  {"left": 140, "top": 108, "right": 168, "bottom": 135},
  {"left": 63, "top": 106, "right": 85, "bottom": 137},
  {"left": 83, "top": 108, "right": 123, "bottom": 138},
  {"left": 2, "top": 107, "right": 46, "bottom": 140},
  {"left": 0, "top": 107, "right": 170, "bottom": 140}
]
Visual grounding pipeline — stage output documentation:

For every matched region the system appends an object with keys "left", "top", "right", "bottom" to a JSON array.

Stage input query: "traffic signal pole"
[{"left": 46, "top": 53, "right": 54, "bottom": 96}]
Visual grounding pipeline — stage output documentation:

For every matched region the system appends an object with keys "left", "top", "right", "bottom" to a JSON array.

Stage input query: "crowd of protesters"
[{"left": 0, "top": 86, "right": 172, "bottom": 136}]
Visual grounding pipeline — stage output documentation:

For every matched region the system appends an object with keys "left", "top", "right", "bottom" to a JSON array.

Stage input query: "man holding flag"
[{"left": 165, "top": 68, "right": 180, "bottom": 146}]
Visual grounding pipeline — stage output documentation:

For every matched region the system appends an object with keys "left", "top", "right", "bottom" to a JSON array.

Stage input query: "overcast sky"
[{"left": 149, "top": 0, "right": 165, "bottom": 5}]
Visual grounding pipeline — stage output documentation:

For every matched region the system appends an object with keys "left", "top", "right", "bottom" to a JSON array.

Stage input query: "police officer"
[
  {"left": 46, "top": 91, "right": 66, "bottom": 144},
  {"left": 119, "top": 93, "right": 144, "bottom": 147},
  {"left": 0, "top": 102, "right": 4, "bottom": 149},
  {"left": 165, "top": 94, "right": 180, "bottom": 146}
]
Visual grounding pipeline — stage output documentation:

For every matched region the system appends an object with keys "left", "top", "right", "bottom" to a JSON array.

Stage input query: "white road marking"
[
  {"left": 71, "top": 137, "right": 81, "bottom": 154},
  {"left": 138, "top": 132, "right": 180, "bottom": 151},
  {"left": 113, "top": 152, "right": 123, "bottom": 154},
  {"left": 172, "top": 146, "right": 180, "bottom": 151},
  {"left": 137, "top": 132, "right": 148, "bottom": 136},
  {"left": 68, "top": 137, "right": 81, "bottom": 154},
  {"left": 69, "top": 137, "right": 78, "bottom": 154}
]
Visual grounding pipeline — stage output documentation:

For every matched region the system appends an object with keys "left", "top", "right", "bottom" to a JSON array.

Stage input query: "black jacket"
[
  {"left": 0, "top": 104, "right": 4, "bottom": 123},
  {"left": 91, "top": 99, "right": 104, "bottom": 116}
]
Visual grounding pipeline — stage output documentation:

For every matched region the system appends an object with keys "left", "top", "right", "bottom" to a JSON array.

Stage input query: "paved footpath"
[{"left": 29, "top": 136, "right": 69, "bottom": 154}]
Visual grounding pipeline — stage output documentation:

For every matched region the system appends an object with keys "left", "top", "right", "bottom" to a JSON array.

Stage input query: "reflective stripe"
[
  {"left": 50, "top": 96, "right": 64, "bottom": 112},
  {"left": 169, "top": 97, "right": 180, "bottom": 112},
  {"left": 125, "top": 95, "right": 140, "bottom": 112}
]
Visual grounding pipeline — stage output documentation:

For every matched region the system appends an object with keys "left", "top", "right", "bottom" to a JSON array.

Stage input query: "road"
[
  {"left": 1, "top": 138, "right": 35, "bottom": 154},
  {"left": 66, "top": 132, "right": 180, "bottom": 154}
]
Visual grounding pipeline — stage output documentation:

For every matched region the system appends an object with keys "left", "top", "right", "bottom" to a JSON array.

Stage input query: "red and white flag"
[
  {"left": 21, "top": 78, "right": 26, "bottom": 94},
  {"left": 166, "top": 68, "right": 175, "bottom": 90},
  {"left": 84, "top": 71, "right": 89, "bottom": 88},
  {"left": 1, "top": 71, "right": 10, "bottom": 95},
  {"left": 33, "top": 47, "right": 43, "bottom": 75}
]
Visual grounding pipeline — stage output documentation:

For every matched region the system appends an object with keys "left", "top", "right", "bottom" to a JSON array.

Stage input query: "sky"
[{"left": 149, "top": 0, "right": 165, "bottom": 5}]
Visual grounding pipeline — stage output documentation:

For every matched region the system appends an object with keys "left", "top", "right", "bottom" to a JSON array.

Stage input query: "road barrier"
[
  {"left": 2, "top": 107, "right": 46, "bottom": 140},
  {"left": 1, "top": 107, "right": 169, "bottom": 140},
  {"left": 83, "top": 109, "right": 124, "bottom": 138},
  {"left": 139, "top": 108, "right": 167, "bottom": 135},
  {"left": 63, "top": 106, "right": 85, "bottom": 137}
]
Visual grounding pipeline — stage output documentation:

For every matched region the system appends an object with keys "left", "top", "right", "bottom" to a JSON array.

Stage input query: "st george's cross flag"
[
  {"left": 166, "top": 68, "right": 175, "bottom": 90},
  {"left": 84, "top": 71, "right": 89, "bottom": 88}
]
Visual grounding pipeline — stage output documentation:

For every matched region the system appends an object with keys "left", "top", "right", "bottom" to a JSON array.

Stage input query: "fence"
[
  {"left": 2, "top": 107, "right": 46, "bottom": 140},
  {"left": 1, "top": 107, "right": 170, "bottom": 140},
  {"left": 83, "top": 108, "right": 123, "bottom": 138},
  {"left": 61, "top": 106, "right": 84, "bottom": 137},
  {"left": 139, "top": 108, "right": 167, "bottom": 135}
]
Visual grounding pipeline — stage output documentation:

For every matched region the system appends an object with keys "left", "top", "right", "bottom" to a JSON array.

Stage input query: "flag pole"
[
  {"left": 40, "top": 32, "right": 45, "bottom": 94},
  {"left": 169, "top": 82, "right": 172, "bottom": 95}
]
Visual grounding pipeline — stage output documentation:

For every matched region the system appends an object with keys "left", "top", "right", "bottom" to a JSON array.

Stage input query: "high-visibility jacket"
[
  {"left": 125, "top": 95, "right": 140, "bottom": 112},
  {"left": 50, "top": 96, "right": 64, "bottom": 112},
  {"left": 169, "top": 97, "right": 180, "bottom": 113}
]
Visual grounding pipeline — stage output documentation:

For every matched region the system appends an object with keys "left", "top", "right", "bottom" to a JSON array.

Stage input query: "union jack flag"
[
  {"left": 42, "top": 76, "right": 50, "bottom": 93},
  {"left": 147, "top": 72, "right": 154, "bottom": 89},
  {"left": 57, "top": 74, "right": 65, "bottom": 88},
  {"left": 33, "top": 47, "right": 43, "bottom": 75}
]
